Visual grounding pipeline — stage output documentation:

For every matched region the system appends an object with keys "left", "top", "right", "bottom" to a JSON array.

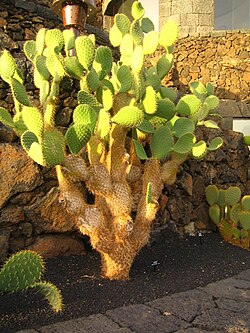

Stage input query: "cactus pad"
[
  {"left": 21, "top": 130, "right": 39, "bottom": 152},
  {"left": 133, "top": 139, "right": 148, "bottom": 160},
  {"left": 173, "top": 117, "right": 195, "bottom": 138},
  {"left": 159, "top": 21, "right": 178, "bottom": 47},
  {"left": 142, "top": 86, "right": 157, "bottom": 114},
  {"left": 33, "top": 281, "right": 63, "bottom": 313},
  {"left": 241, "top": 195, "right": 250, "bottom": 211},
  {"left": 0, "top": 50, "right": 17, "bottom": 80},
  {"left": 22, "top": 106, "right": 43, "bottom": 139},
  {"left": 23, "top": 40, "right": 37, "bottom": 62},
  {"left": 205, "top": 184, "right": 219, "bottom": 205},
  {"left": 45, "top": 29, "right": 64, "bottom": 52},
  {"left": 130, "top": 20, "right": 144, "bottom": 45},
  {"left": 204, "top": 95, "right": 220, "bottom": 111},
  {"left": 209, "top": 204, "right": 221, "bottom": 225},
  {"left": 207, "top": 137, "right": 223, "bottom": 151},
  {"left": 97, "top": 108, "right": 111, "bottom": 138},
  {"left": 143, "top": 31, "right": 159, "bottom": 55},
  {"left": 225, "top": 186, "right": 241, "bottom": 206},
  {"left": 75, "top": 36, "right": 95, "bottom": 70},
  {"left": 150, "top": 125, "right": 173, "bottom": 160},
  {"left": 131, "top": 1, "right": 145, "bottom": 20},
  {"left": 36, "top": 28, "right": 46, "bottom": 55},
  {"left": 117, "top": 65, "right": 132, "bottom": 93},
  {"left": 93, "top": 46, "right": 113, "bottom": 80},
  {"left": 73, "top": 104, "right": 97, "bottom": 128},
  {"left": 173, "top": 133, "right": 195, "bottom": 154},
  {"left": 0, "top": 107, "right": 14, "bottom": 128},
  {"left": 157, "top": 55, "right": 173, "bottom": 80},
  {"left": 66, "top": 124, "right": 91, "bottom": 154},
  {"left": 239, "top": 211, "right": 250, "bottom": 231},
  {"left": 78, "top": 90, "right": 102, "bottom": 111},
  {"left": 176, "top": 95, "right": 201, "bottom": 117},
  {"left": 112, "top": 105, "right": 144, "bottom": 128},
  {"left": 191, "top": 140, "right": 207, "bottom": 159},
  {"left": 115, "top": 13, "right": 131, "bottom": 35},
  {"left": 146, "top": 182, "right": 153, "bottom": 204}
]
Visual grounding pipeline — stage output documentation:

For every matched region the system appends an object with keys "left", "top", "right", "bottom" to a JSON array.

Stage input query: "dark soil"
[{"left": 0, "top": 230, "right": 250, "bottom": 333}]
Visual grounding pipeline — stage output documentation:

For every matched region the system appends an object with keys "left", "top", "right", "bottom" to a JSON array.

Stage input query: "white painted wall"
[{"left": 140, "top": 0, "right": 159, "bottom": 31}]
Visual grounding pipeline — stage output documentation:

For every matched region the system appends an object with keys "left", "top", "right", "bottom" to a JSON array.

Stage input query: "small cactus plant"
[
  {"left": 206, "top": 185, "right": 250, "bottom": 249},
  {"left": 0, "top": 250, "right": 63, "bottom": 312},
  {"left": 0, "top": 1, "right": 223, "bottom": 280}
]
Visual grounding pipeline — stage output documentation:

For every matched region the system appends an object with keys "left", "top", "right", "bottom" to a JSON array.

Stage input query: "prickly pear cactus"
[
  {"left": 0, "top": 251, "right": 63, "bottom": 312},
  {"left": 0, "top": 1, "right": 223, "bottom": 280},
  {"left": 206, "top": 185, "right": 250, "bottom": 249}
]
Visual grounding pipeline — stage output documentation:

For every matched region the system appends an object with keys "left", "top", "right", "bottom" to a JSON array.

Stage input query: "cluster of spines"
[
  {"left": 0, "top": 250, "right": 63, "bottom": 312},
  {"left": 206, "top": 185, "right": 250, "bottom": 249}
]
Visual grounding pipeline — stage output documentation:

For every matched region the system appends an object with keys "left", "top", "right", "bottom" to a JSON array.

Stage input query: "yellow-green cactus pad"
[
  {"left": 150, "top": 125, "right": 173, "bottom": 160},
  {"left": 117, "top": 65, "right": 132, "bottom": 93},
  {"left": 97, "top": 108, "right": 111, "bottom": 138},
  {"left": 93, "top": 46, "right": 113, "bottom": 80},
  {"left": 130, "top": 20, "right": 144, "bottom": 45},
  {"left": 21, "top": 130, "right": 39, "bottom": 152},
  {"left": 134, "top": 73, "right": 146, "bottom": 101},
  {"left": 0, "top": 107, "right": 14, "bottom": 128},
  {"left": 22, "top": 106, "right": 43, "bottom": 139},
  {"left": 36, "top": 28, "right": 46, "bottom": 55},
  {"left": 35, "top": 55, "right": 50, "bottom": 81},
  {"left": 66, "top": 124, "right": 91, "bottom": 154},
  {"left": 120, "top": 34, "right": 134, "bottom": 57},
  {"left": 131, "top": 45, "right": 144, "bottom": 73},
  {"left": 143, "top": 31, "right": 159, "bottom": 55},
  {"left": 0, "top": 50, "right": 17, "bottom": 80},
  {"left": 0, "top": 250, "right": 44, "bottom": 292},
  {"left": 24, "top": 41, "right": 37, "bottom": 62},
  {"left": 33, "top": 281, "right": 63, "bottom": 313},
  {"left": 10, "top": 78, "right": 30, "bottom": 106},
  {"left": 131, "top": 1, "right": 145, "bottom": 20},
  {"left": 173, "top": 117, "right": 195, "bottom": 138},
  {"left": 189, "top": 81, "right": 207, "bottom": 101},
  {"left": 209, "top": 204, "right": 221, "bottom": 225},
  {"left": 205, "top": 184, "right": 219, "bottom": 205},
  {"left": 217, "top": 189, "right": 226, "bottom": 207},
  {"left": 109, "top": 24, "right": 123, "bottom": 47},
  {"left": 75, "top": 36, "right": 95, "bottom": 70},
  {"left": 112, "top": 105, "right": 144, "bottom": 128},
  {"left": 225, "top": 186, "right": 241, "bottom": 206},
  {"left": 115, "top": 13, "right": 131, "bottom": 35},
  {"left": 231, "top": 227, "right": 241, "bottom": 240},
  {"left": 239, "top": 211, "right": 250, "bottom": 231},
  {"left": 157, "top": 54, "right": 173, "bottom": 80},
  {"left": 73, "top": 104, "right": 97, "bottom": 128},
  {"left": 78, "top": 90, "right": 102, "bottom": 111},
  {"left": 46, "top": 52, "right": 64, "bottom": 82},
  {"left": 203, "top": 120, "right": 219, "bottom": 129},
  {"left": 176, "top": 95, "right": 201, "bottom": 116},
  {"left": 173, "top": 133, "right": 195, "bottom": 154},
  {"left": 204, "top": 95, "right": 220, "bottom": 111},
  {"left": 207, "top": 137, "right": 223, "bottom": 151},
  {"left": 63, "top": 29, "right": 75, "bottom": 53},
  {"left": 159, "top": 21, "right": 178, "bottom": 47},
  {"left": 28, "top": 142, "right": 45, "bottom": 166},
  {"left": 191, "top": 140, "right": 207, "bottom": 159},
  {"left": 45, "top": 29, "right": 64, "bottom": 52},
  {"left": 241, "top": 195, "right": 250, "bottom": 211},
  {"left": 13, "top": 112, "right": 28, "bottom": 136},
  {"left": 86, "top": 68, "right": 100, "bottom": 91},
  {"left": 43, "top": 129, "right": 65, "bottom": 166},
  {"left": 102, "top": 87, "right": 113, "bottom": 111},
  {"left": 243, "top": 136, "right": 250, "bottom": 146},
  {"left": 142, "top": 86, "right": 157, "bottom": 115},
  {"left": 64, "top": 56, "right": 84, "bottom": 79},
  {"left": 133, "top": 139, "right": 148, "bottom": 160},
  {"left": 39, "top": 80, "right": 50, "bottom": 104}
]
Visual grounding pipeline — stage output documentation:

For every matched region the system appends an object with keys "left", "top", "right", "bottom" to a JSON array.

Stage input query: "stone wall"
[{"left": 0, "top": 0, "right": 250, "bottom": 261}]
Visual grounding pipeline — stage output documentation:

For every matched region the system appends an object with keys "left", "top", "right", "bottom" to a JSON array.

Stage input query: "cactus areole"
[{"left": 0, "top": 1, "right": 223, "bottom": 280}]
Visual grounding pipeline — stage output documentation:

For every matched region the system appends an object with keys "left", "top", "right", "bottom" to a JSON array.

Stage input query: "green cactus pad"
[
  {"left": 225, "top": 186, "right": 241, "bottom": 206},
  {"left": 230, "top": 203, "right": 241, "bottom": 224},
  {"left": 239, "top": 211, "right": 250, "bottom": 230},
  {"left": 207, "top": 137, "right": 223, "bottom": 151},
  {"left": 240, "top": 229, "right": 249, "bottom": 240},
  {"left": 134, "top": 73, "right": 146, "bottom": 101},
  {"left": 36, "top": 28, "right": 46, "bottom": 55},
  {"left": 120, "top": 34, "right": 134, "bottom": 57},
  {"left": 146, "top": 182, "right": 153, "bottom": 204},
  {"left": 209, "top": 204, "right": 221, "bottom": 225},
  {"left": 137, "top": 119, "right": 154, "bottom": 133},
  {"left": 217, "top": 189, "right": 226, "bottom": 207},
  {"left": 130, "top": 20, "right": 144, "bottom": 45},
  {"left": 141, "top": 17, "right": 155, "bottom": 32},
  {"left": 117, "top": 65, "right": 132, "bottom": 93},
  {"left": 0, "top": 107, "right": 14, "bottom": 128},
  {"left": 155, "top": 98, "right": 176, "bottom": 120},
  {"left": 0, "top": 50, "right": 17, "bottom": 80},
  {"left": 173, "top": 133, "right": 195, "bottom": 154},
  {"left": 206, "top": 82, "right": 214, "bottom": 95},
  {"left": 159, "top": 87, "right": 177, "bottom": 102},
  {"left": 0, "top": 250, "right": 44, "bottom": 292},
  {"left": 189, "top": 81, "right": 207, "bottom": 101},
  {"left": 142, "top": 86, "right": 157, "bottom": 114},
  {"left": 78, "top": 91, "right": 102, "bottom": 111},
  {"left": 173, "top": 117, "right": 195, "bottom": 138},
  {"left": 112, "top": 105, "right": 144, "bottom": 128},
  {"left": 64, "top": 56, "right": 84, "bottom": 79},
  {"left": 157, "top": 54, "right": 173, "bottom": 80},
  {"left": 23, "top": 40, "right": 37, "bottom": 62},
  {"left": 205, "top": 184, "right": 219, "bottom": 205},
  {"left": 13, "top": 112, "right": 28, "bottom": 136},
  {"left": 33, "top": 281, "right": 63, "bottom": 313},
  {"left": 243, "top": 136, "right": 250, "bottom": 146},
  {"left": 150, "top": 125, "right": 173, "bottom": 160},
  {"left": 43, "top": 129, "right": 65, "bottom": 166},
  {"left": 73, "top": 104, "right": 97, "bottom": 128},
  {"left": 115, "top": 13, "right": 131, "bottom": 35},
  {"left": 21, "top": 130, "right": 39, "bottom": 152},
  {"left": 191, "top": 140, "right": 207, "bottom": 159},
  {"left": 63, "top": 29, "right": 76, "bottom": 53},
  {"left": 66, "top": 124, "right": 91, "bottom": 154},
  {"left": 204, "top": 95, "right": 220, "bottom": 111},
  {"left": 35, "top": 55, "right": 50, "bottom": 81},
  {"left": 146, "top": 72, "right": 161, "bottom": 92},
  {"left": 176, "top": 95, "right": 202, "bottom": 117},
  {"left": 86, "top": 68, "right": 100, "bottom": 91},
  {"left": 93, "top": 46, "right": 113, "bottom": 80},
  {"left": 97, "top": 108, "right": 110, "bottom": 138},
  {"left": 241, "top": 195, "right": 250, "bottom": 211},
  {"left": 39, "top": 80, "right": 50, "bottom": 104},
  {"left": 143, "top": 31, "right": 159, "bottom": 55},
  {"left": 131, "top": 1, "right": 145, "bottom": 20},
  {"left": 109, "top": 24, "right": 123, "bottom": 47},
  {"left": 133, "top": 139, "right": 148, "bottom": 160},
  {"left": 45, "top": 29, "right": 64, "bottom": 52},
  {"left": 203, "top": 120, "right": 219, "bottom": 129},
  {"left": 131, "top": 45, "right": 144, "bottom": 73},
  {"left": 159, "top": 21, "right": 178, "bottom": 47},
  {"left": 46, "top": 52, "right": 64, "bottom": 82},
  {"left": 75, "top": 36, "right": 95, "bottom": 70},
  {"left": 231, "top": 227, "right": 241, "bottom": 240},
  {"left": 22, "top": 106, "right": 43, "bottom": 139},
  {"left": 10, "top": 78, "right": 30, "bottom": 106}
]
